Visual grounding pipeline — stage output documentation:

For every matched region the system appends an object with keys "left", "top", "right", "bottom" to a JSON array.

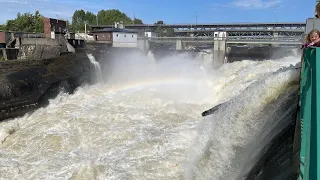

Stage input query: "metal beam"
[
  {"left": 90, "top": 22, "right": 306, "bottom": 30},
  {"left": 174, "top": 29, "right": 305, "bottom": 33},
  {"left": 139, "top": 36, "right": 302, "bottom": 45}
]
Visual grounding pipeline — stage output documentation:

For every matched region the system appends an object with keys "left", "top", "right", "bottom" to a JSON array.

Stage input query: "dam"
[
  {"left": 0, "top": 46, "right": 302, "bottom": 179},
  {"left": 0, "top": 16, "right": 314, "bottom": 180}
]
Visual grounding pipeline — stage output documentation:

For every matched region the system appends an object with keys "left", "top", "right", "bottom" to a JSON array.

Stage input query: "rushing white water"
[
  {"left": 87, "top": 53, "right": 103, "bottom": 82},
  {"left": 0, "top": 51, "right": 300, "bottom": 180}
]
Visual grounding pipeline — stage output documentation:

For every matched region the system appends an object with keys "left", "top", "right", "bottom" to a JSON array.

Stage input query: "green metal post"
[
  {"left": 299, "top": 47, "right": 320, "bottom": 180},
  {"left": 309, "top": 48, "right": 320, "bottom": 179},
  {"left": 300, "top": 48, "right": 313, "bottom": 180}
]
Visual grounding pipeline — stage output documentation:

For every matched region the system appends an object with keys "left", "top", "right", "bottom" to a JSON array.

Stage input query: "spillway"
[{"left": 0, "top": 51, "right": 300, "bottom": 180}]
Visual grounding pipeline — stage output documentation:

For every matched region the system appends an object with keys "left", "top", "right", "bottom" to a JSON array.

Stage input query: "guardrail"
[
  {"left": 299, "top": 47, "right": 320, "bottom": 180},
  {"left": 138, "top": 36, "right": 302, "bottom": 41},
  {"left": 14, "top": 33, "right": 45, "bottom": 38}
]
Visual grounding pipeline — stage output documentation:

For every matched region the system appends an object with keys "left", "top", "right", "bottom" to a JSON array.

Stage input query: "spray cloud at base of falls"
[{"left": 0, "top": 49, "right": 301, "bottom": 180}]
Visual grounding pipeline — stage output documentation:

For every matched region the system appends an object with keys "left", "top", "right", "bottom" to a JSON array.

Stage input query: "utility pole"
[
  {"left": 196, "top": 11, "right": 198, "bottom": 25},
  {"left": 316, "top": 0, "right": 320, "bottom": 16},
  {"left": 133, "top": 12, "right": 135, "bottom": 25},
  {"left": 96, "top": 14, "right": 98, "bottom": 26}
]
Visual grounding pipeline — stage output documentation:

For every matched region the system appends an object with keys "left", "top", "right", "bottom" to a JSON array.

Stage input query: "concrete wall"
[
  {"left": 0, "top": 48, "right": 19, "bottom": 60},
  {"left": 18, "top": 45, "right": 61, "bottom": 60},
  {"left": 226, "top": 46, "right": 298, "bottom": 62},
  {"left": 112, "top": 32, "right": 137, "bottom": 48},
  {"left": 20, "top": 38, "right": 61, "bottom": 46}
]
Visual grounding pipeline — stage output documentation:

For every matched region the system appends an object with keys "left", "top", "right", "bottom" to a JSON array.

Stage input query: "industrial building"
[
  {"left": 43, "top": 18, "right": 67, "bottom": 39},
  {"left": 90, "top": 28, "right": 138, "bottom": 48}
]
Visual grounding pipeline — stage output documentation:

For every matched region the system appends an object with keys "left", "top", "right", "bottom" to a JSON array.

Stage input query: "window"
[
  {"left": 132, "top": 35, "right": 134, "bottom": 38},
  {"left": 124, "top": 35, "right": 126, "bottom": 37},
  {"left": 117, "top": 34, "right": 118, "bottom": 37}
]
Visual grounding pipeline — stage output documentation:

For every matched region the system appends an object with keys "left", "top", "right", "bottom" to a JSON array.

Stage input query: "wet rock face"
[{"left": 0, "top": 50, "right": 95, "bottom": 121}]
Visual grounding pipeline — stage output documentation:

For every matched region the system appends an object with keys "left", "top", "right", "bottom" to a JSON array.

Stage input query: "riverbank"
[{"left": 0, "top": 50, "right": 97, "bottom": 121}]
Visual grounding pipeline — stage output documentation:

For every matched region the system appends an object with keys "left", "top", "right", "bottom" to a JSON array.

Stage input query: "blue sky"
[{"left": 0, "top": 0, "right": 316, "bottom": 24}]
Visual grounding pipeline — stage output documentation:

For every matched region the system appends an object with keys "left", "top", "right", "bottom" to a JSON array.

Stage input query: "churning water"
[{"left": 0, "top": 51, "right": 300, "bottom": 180}]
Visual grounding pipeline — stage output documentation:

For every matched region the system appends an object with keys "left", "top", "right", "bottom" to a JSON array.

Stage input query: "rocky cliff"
[{"left": 0, "top": 50, "right": 96, "bottom": 121}]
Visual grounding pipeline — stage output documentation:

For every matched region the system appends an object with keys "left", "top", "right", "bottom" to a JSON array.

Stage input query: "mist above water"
[{"left": 0, "top": 49, "right": 300, "bottom": 180}]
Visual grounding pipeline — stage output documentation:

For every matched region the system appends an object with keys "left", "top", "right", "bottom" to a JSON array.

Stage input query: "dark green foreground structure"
[{"left": 299, "top": 46, "right": 320, "bottom": 179}]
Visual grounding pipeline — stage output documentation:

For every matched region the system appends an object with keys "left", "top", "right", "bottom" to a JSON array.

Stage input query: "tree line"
[{"left": 0, "top": 9, "right": 174, "bottom": 36}]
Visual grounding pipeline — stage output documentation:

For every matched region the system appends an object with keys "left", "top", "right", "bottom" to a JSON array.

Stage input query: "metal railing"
[
  {"left": 299, "top": 47, "right": 320, "bottom": 180},
  {"left": 138, "top": 36, "right": 302, "bottom": 41}
]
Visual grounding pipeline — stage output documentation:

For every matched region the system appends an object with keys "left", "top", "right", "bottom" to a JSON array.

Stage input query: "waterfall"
[{"left": 87, "top": 53, "right": 103, "bottom": 83}]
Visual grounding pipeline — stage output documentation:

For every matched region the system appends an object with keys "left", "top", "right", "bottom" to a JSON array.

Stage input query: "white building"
[
  {"left": 91, "top": 28, "right": 138, "bottom": 48},
  {"left": 144, "top": 32, "right": 158, "bottom": 38},
  {"left": 113, "top": 30, "right": 138, "bottom": 48}
]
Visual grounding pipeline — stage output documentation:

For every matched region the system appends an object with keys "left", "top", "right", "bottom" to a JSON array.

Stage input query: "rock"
[{"left": 0, "top": 50, "right": 96, "bottom": 121}]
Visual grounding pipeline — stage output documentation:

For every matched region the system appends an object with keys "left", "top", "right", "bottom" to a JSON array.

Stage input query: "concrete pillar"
[
  {"left": 143, "top": 38, "right": 150, "bottom": 54},
  {"left": 2, "top": 49, "right": 7, "bottom": 60},
  {"left": 176, "top": 40, "right": 182, "bottom": 50},
  {"left": 213, "top": 40, "right": 226, "bottom": 69},
  {"left": 273, "top": 32, "right": 279, "bottom": 47},
  {"left": 176, "top": 40, "right": 186, "bottom": 50},
  {"left": 15, "top": 37, "right": 21, "bottom": 49}
]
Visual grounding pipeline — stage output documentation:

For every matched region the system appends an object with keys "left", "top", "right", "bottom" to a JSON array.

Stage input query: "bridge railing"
[
  {"left": 138, "top": 36, "right": 302, "bottom": 41},
  {"left": 299, "top": 47, "right": 320, "bottom": 180}
]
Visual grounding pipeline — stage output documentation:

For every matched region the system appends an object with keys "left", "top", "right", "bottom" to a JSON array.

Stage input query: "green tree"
[
  {"left": 33, "top": 10, "right": 44, "bottom": 32},
  {"left": 166, "top": 28, "right": 174, "bottom": 37},
  {"left": 155, "top": 20, "right": 164, "bottom": 25},
  {"left": 154, "top": 21, "right": 174, "bottom": 37},
  {"left": 84, "top": 11, "right": 97, "bottom": 25},
  {"left": 97, "top": 9, "right": 132, "bottom": 25},
  {"left": 133, "top": 18, "right": 143, "bottom": 24},
  {"left": 155, "top": 26, "right": 164, "bottom": 37},
  {"left": 71, "top": 9, "right": 86, "bottom": 31},
  {"left": 0, "top": 24, "right": 5, "bottom": 30},
  {"left": 5, "top": 11, "right": 44, "bottom": 32}
]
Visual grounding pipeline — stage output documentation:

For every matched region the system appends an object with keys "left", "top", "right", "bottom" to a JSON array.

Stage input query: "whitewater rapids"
[{"left": 0, "top": 51, "right": 300, "bottom": 180}]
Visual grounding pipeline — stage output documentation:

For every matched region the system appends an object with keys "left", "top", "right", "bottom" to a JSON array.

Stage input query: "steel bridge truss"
[
  {"left": 90, "top": 22, "right": 306, "bottom": 31},
  {"left": 90, "top": 22, "right": 306, "bottom": 39},
  {"left": 174, "top": 29, "right": 305, "bottom": 39}
]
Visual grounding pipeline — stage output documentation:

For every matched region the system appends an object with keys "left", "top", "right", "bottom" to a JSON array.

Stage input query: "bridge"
[
  {"left": 90, "top": 22, "right": 306, "bottom": 31},
  {"left": 140, "top": 37, "right": 302, "bottom": 45},
  {"left": 90, "top": 22, "right": 306, "bottom": 38}
]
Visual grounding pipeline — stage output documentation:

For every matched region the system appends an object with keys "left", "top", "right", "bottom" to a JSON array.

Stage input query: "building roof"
[{"left": 91, "top": 28, "right": 138, "bottom": 33}]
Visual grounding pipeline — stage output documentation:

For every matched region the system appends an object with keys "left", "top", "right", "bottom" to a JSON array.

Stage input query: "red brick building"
[{"left": 44, "top": 18, "right": 67, "bottom": 39}]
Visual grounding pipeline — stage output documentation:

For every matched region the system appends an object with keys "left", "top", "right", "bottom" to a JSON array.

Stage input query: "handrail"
[
  {"left": 299, "top": 47, "right": 320, "bottom": 180},
  {"left": 138, "top": 36, "right": 302, "bottom": 41}
]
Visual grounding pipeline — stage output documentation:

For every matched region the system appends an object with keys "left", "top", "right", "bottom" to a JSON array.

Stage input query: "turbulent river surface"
[{"left": 0, "top": 51, "right": 300, "bottom": 180}]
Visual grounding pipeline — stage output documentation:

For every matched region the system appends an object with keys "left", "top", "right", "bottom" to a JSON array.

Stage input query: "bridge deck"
[
  {"left": 90, "top": 22, "right": 306, "bottom": 29},
  {"left": 140, "top": 37, "right": 302, "bottom": 45}
]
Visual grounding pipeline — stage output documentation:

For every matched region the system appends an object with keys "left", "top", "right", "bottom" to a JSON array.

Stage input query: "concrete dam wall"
[
  {"left": 227, "top": 46, "right": 302, "bottom": 63},
  {"left": 147, "top": 42, "right": 300, "bottom": 67}
]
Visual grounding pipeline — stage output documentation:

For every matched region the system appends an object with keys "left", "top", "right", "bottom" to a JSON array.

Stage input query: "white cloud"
[
  {"left": 231, "top": 0, "right": 282, "bottom": 9},
  {"left": 0, "top": 0, "right": 28, "bottom": 3}
]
